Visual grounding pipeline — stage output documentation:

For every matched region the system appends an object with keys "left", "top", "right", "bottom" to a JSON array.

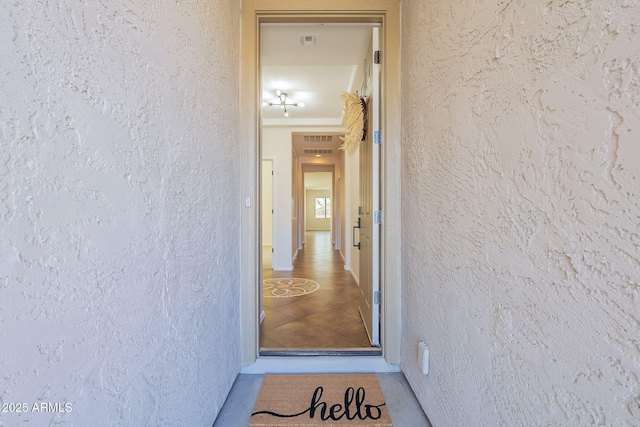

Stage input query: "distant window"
[{"left": 315, "top": 197, "right": 331, "bottom": 219}]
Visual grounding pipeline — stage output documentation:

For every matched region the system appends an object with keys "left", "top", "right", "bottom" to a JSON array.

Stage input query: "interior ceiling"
[
  {"left": 291, "top": 132, "right": 344, "bottom": 158},
  {"left": 260, "top": 23, "right": 374, "bottom": 130}
]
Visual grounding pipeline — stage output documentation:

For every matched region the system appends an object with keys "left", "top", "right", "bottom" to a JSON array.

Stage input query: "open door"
[{"left": 358, "top": 27, "right": 381, "bottom": 347}]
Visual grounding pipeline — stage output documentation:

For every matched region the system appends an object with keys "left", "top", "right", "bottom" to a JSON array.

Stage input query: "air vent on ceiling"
[
  {"left": 303, "top": 148, "right": 333, "bottom": 155},
  {"left": 303, "top": 135, "right": 333, "bottom": 143},
  {"left": 299, "top": 34, "right": 318, "bottom": 47}
]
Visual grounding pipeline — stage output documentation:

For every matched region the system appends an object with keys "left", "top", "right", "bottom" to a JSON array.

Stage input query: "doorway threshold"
[
  {"left": 259, "top": 347, "right": 382, "bottom": 357},
  {"left": 240, "top": 354, "right": 400, "bottom": 374}
]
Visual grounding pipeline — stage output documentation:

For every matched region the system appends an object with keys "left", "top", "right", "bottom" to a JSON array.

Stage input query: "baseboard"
[{"left": 349, "top": 269, "right": 359, "bottom": 285}]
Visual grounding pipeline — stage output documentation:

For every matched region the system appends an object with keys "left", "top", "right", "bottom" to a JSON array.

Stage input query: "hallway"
[{"left": 260, "top": 231, "right": 373, "bottom": 350}]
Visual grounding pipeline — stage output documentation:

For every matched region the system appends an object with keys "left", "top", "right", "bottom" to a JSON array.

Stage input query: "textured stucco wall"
[
  {"left": 0, "top": 1, "right": 240, "bottom": 426},
  {"left": 401, "top": 1, "right": 640, "bottom": 426}
]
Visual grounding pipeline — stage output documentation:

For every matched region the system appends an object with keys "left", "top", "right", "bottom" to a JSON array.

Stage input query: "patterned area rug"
[
  {"left": 250, "top": 374, "right": 392, "bottom": 426},
  {"left": 263, "top": 278, "right": 320, "bottom": 298}
]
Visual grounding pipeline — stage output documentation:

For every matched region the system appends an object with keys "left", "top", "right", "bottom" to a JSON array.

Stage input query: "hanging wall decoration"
[{"left": 339, "top": 91, "right": 367, "bottom": 155}]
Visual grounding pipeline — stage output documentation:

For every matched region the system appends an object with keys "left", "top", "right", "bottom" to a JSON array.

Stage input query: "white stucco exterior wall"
[
  {"left": 0, "top": 1, "right": 240, "bottom": 426},
  {"left": 401, "top": 1, "right": 640, "bottom": 426}
]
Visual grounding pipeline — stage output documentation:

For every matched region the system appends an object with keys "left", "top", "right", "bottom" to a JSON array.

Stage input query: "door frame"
[{"left": 240, "top": 0, "right": 401, "bottom": 366}]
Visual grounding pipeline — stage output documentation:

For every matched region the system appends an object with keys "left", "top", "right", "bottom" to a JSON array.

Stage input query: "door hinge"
[
  {"left": 374, "top": 50, "right": 381, "bottom": 64},
  {"left": 374, "top": 291, "right": 381, "bottom": 305},
  {"left": 271, "top": 247, "right": 274, "bottom": 253},
  {"left": 374, "top": 130, "right": 382, "bottom": 145},
  {"left": 374, "top": 210, "right": 382, "bottom": 225}
]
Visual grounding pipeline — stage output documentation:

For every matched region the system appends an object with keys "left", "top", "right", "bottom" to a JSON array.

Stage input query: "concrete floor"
[{"left": 212, "top": 372, "right": 432, "bottom": 427}]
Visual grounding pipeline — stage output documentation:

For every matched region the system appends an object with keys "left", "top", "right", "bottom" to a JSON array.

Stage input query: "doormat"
[
  {"left": 263, "top": 278, "right": 320, "bottom": 298},
  {"left": 250, "top": 374, "right": 392, "bottom": 426}
]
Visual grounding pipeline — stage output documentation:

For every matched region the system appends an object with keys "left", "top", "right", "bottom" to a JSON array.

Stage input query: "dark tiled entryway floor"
[{"left": 261, "top": 231, "right": 372, "bottom": 349}]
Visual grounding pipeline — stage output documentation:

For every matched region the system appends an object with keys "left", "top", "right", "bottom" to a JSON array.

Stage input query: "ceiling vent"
[
  {"left": 299, "top": 34, "right": 318, "bottom": 47},
  {"left": 303, "top": 148, "right": 333, "bottom": 155},
  {"left": 304, "top": 135, "right": 333, "bottom": 143}
]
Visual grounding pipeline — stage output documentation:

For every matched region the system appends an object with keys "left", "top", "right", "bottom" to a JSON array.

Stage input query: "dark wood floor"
[{"left": 260, "top": 231, "right": 372, "bottom": 350}]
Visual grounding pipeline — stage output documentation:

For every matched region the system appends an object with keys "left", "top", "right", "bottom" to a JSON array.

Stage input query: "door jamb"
[{"left": 240, "top": 0, "right": 401, "bottom": 367}]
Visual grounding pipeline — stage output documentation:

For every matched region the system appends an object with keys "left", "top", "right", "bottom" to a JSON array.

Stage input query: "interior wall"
[
  {"left": 305, "top": 190, "right": 332, "bottom": 231},
  {"left": 292, "top": 150, "right": 300, "bottom": 258},
  {"left": 0, "top": 1, "right": 241, "bottom": 426},
  {"left": 332, "top": 163, "right": 341, "bottom": 250},
  {"left": 262, "top": 127, "right": 294, "bottom": 270},
  {"left": 338, "top": 154, "right": 346, "bottom": 257},
  {"left": 345, "top": 146, "right": 360, "bottom": 280},
  {"left": 261, "top": 160, "right": 273, "bottom": 247},
  {"left": 401, "top": 1, "right": 640, "bottom": 426}
]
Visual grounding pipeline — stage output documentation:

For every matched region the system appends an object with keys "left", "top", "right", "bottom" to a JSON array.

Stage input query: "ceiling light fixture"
[{"left": 262, "top": 89, "right": 305, "bottom": 117}]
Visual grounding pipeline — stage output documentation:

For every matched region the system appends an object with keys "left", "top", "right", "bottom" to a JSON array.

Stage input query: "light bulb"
[
  {"left": 284, "top": 110, "right": 289, "bottom": 117},
  {"left": 298, "top": 102, "right": 305, "bottom": 108}
]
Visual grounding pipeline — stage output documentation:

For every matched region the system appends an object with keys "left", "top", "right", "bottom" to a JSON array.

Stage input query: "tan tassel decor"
[{"left": 339, "top": 92, "right": 367, "bottom": 155}]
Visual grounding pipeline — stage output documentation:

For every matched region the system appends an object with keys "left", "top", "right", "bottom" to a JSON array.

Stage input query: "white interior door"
[{"left": 358, "top": 27, "right": 380, "bottom": 347}]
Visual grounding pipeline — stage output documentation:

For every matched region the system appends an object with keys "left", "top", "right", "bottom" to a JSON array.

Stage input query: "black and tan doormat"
[{"left": 250, "top": 374, "right": 392, "bottom": 426}]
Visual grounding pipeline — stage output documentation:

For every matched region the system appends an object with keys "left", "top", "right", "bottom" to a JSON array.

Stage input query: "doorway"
[
  {"left": 259, "top": 23, "right": 376, "bottom": 353},
  {"left": 240, "top": 0, "right": 402, "bottom": 367}
]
